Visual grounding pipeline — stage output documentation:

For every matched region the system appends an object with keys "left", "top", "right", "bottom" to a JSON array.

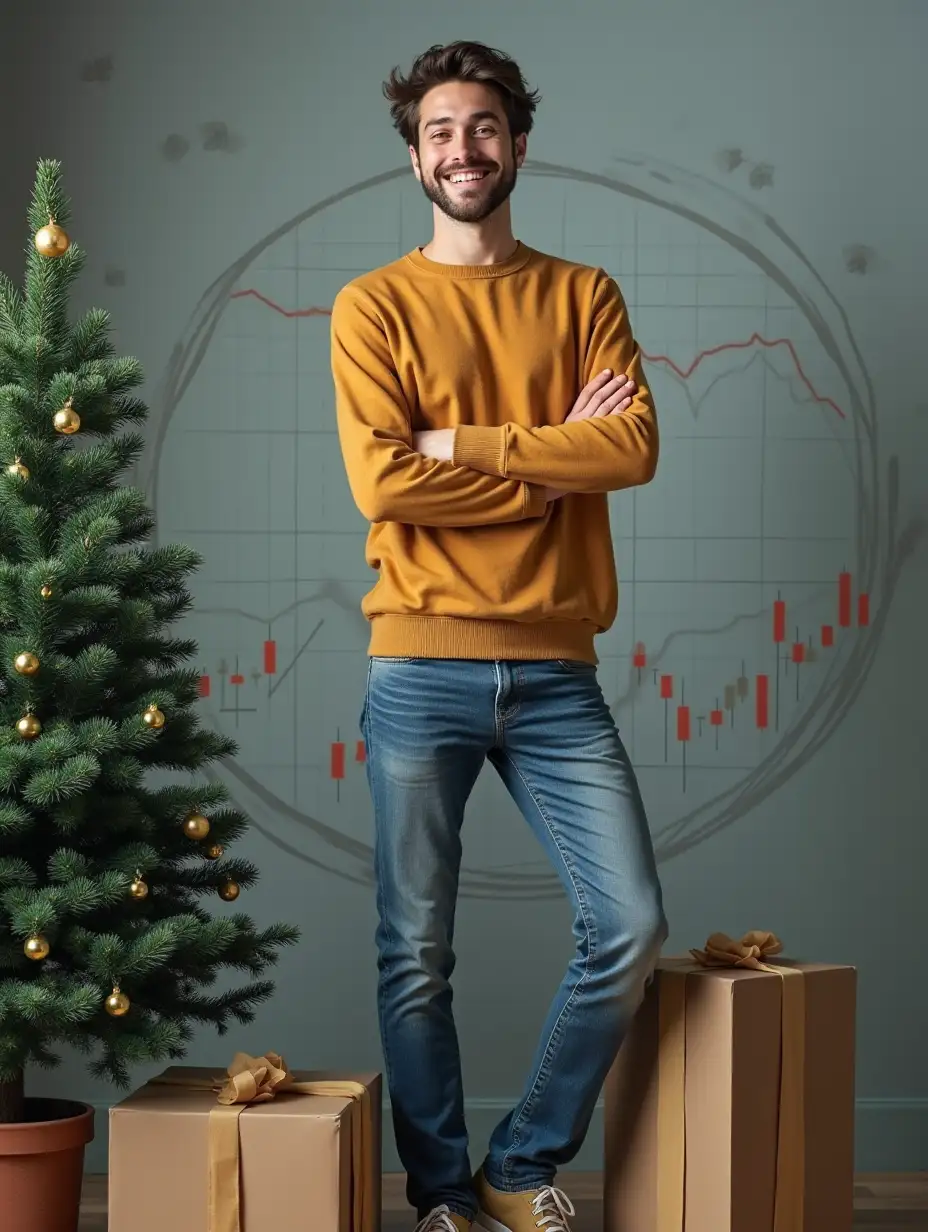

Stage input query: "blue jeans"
[{"left": 361, "top": 658, "right": 667, "bottom": 1221}]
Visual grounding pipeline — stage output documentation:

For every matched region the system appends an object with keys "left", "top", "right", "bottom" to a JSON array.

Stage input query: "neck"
[{"left": 422, "top": 203, "right": 518, "bottom": 267}]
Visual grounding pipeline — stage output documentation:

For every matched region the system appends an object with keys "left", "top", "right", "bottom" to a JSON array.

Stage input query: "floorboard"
[{"left": 79, "top": 1172, "right": 928, "bottom": 1230}]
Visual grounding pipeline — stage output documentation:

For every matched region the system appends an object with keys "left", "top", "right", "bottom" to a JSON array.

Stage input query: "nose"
[{"left": 448, "top": 129, "right": 482, "bottom": 163}]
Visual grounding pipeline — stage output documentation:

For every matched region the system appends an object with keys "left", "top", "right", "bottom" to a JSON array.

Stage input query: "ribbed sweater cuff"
[
  {"left": 523, "top": 482, "right": 547, "bottom": 518},
  {"left": 452, "top": 425, "right": 507, "bottom": 476}
]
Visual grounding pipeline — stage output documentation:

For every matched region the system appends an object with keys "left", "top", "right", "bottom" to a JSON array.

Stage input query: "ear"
[
  {"left": 514, "top": 134, "right": 527, "bottom": 168},
  {"left": 409, "top": 144, "right": 422, "bottom": 183}
]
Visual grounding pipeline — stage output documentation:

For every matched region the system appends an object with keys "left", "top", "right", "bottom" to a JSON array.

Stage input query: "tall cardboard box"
[
  {"left": 109, "top": 1060, "right": 381, "bottom": 1232},
  {"left": 604, "top": 952, "right": 856, "bottom": 1232}
]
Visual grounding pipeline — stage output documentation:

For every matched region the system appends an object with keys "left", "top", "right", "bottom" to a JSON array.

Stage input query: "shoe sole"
[{"left": 474, "top": 1212, "right": 513, "bottom": 1232}]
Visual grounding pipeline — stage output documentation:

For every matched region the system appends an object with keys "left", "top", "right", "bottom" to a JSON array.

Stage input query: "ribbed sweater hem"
[{"left": 368, "top": 615, "right": 598, "bottom": 663}]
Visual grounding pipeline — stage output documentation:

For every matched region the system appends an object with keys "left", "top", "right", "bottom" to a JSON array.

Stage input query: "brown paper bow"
[
  {"left": 657, "top": 933, "right": 805, "bottom": 1232},
  {"left": 214, "top": 1050, "right": 294, "bottom": 1104},
  {"left": 151, "top": 1051, "right": 373, "bottom": 1232},
  {"left": 689, "top": 929, "right": 783, "bottom": 970}
]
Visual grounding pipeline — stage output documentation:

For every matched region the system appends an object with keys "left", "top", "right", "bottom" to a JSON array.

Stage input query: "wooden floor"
[{"left": 80, "top": 1172, "right": 928, "bottom": 1229}]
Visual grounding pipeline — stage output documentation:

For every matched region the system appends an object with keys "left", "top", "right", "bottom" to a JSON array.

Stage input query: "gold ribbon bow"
[
  {"left": 657, "top": 933, "right": 805, "bottom": 1232},
  {"left": 151, "top": 1052, "right": 373, "bottom": 1232}
]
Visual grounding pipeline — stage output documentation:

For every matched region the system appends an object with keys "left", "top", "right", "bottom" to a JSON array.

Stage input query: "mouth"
[{"left": 443, "top": 168, "right": 493, "bottom": 185}]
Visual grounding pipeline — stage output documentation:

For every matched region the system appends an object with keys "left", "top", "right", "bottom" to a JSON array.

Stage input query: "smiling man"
[{"left": 330, "top": 39, "right": 668, "bottom": 1232}]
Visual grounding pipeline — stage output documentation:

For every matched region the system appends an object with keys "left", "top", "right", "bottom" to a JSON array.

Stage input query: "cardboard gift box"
[
  {"left": 108, "top": 1052, "right": 382, "bottom": 1232},
  {"left": 604, "top": 932, "right": 857, "bottom": 1232}
]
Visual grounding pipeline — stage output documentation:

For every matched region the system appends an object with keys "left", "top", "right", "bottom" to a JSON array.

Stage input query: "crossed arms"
[{"left": 330, "top": 274, "right": 658, "bottom": 529}]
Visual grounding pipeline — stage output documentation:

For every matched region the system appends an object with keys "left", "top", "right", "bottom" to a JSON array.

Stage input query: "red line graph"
[
  {"left": 644, "top": 333, "right": 845, "bottom": 420},
  {"left": 229, "top": 289, "right": 331, "bottom": 319},
  {"left": 229, "top": 290, "right": 846, "bottom": 420}
]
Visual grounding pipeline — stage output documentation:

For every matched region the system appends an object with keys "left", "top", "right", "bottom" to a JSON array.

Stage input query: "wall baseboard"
[{"left": 81, "top": 1094, "right": 928, "bottom": 1176}]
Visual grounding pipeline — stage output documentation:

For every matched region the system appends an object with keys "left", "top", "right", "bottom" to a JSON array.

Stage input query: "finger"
[
  {"left": 592, "top": 374, "right": 633, "bottom": 403},
  {"left": 594, "top": 388, "right": 635, "bottom": 418},
  {"left": 608, "top": 397, "right": 634, "bottom": 416},
  {"left": 571, "top": 369, "right": 614, "bottom": 416},
  {"left": 579, "top": 374, "right": 625, "bottom": 414},
  {"left": 593, "top": 381, "right": 636, "bottom": 416},
  {"left": 568, "top": 373, "right": 634, "bottom": 421}
]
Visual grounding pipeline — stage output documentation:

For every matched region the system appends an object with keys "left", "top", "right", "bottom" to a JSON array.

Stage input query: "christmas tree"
[{"left": 0, "top": 160, "right": 299, "bottom": 1124}]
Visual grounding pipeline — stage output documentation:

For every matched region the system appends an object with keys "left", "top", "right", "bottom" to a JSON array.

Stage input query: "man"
[{"left": 330, "top": 39, "right": 668, "bottom": 1232}]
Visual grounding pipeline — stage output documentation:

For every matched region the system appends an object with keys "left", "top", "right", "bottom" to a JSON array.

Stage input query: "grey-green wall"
[{"left": 2, "top": 0, "right": 926, "bottom": 1181}]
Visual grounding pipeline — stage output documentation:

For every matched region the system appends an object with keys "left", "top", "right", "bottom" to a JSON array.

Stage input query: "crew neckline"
[{"left": 404, "top": 241, "right": 535, "bottom": 280}]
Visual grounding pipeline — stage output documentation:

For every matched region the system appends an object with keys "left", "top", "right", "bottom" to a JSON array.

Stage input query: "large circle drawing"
[{"left": 140, "top": 156, "right": 902, "bottom": 898}]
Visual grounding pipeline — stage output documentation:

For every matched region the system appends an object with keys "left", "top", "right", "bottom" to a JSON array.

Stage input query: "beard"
[{"left": 419, "top": 158, "right": 518, "bottom": 224}]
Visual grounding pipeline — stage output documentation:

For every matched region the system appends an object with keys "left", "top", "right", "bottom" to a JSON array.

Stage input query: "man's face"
[{"left": 410, "top": 80, "right": 526, "bottom": 224}]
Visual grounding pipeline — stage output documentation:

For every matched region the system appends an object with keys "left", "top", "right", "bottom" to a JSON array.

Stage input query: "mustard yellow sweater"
[{"left": 330, "top": 242, "right": 658, "bottom": 663}]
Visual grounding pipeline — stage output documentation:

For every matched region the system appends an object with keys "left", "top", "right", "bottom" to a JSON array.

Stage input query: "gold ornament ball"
[
  {"left": 205, "top": 843, "right": 224, "bottom": 860},
  {"left": 24, "top": 934, "right": 50, "bottom": 961},
  {"left": 184, "top": 812, "right": 211, "bottom": 841},
  {"left": 53, "top": 403, "right": 81, "bottom": 435},
  {"left": 105, "top": 988, "right": 130, "bottom": 1017},
  {"left": 34, "top": 220, "right": 70, "bottom": 258},
  {"left": 218, "top": 881, "right": 240, "bottom": 902},
  {"left": 7, "top": 457, "right": 29, "bottom": 480},
  {"left": 142, "top": 704, "right": 165, "bottom": 730},
  {"left": 129, "top": 875, "right": 149, "bottom": 900},
  {"left": 16, "top": 713, "right": 42, "bottom": 740},
  {"left": 40, "top": 584, "right": 54, "bottom": 600},
  {"left": 14, "top": 652, "right": 40, "bottom": 676}
]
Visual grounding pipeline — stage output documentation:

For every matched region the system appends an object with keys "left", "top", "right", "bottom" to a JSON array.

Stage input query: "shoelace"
[
  {"left": 414, "top": 1205, "right": 460, "bottom": 1232},
  {"left": 530, "top": 1186, "right": 576, "bottom": 1232}
]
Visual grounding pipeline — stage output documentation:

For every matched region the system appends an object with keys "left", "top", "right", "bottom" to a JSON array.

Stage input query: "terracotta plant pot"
[{"left": 0, "top": 1098, "right": 94, "bottom": 1232}]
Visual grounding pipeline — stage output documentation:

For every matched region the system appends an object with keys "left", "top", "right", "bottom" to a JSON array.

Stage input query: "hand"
[
  {"left": 412, "top": 428, "right": 455, "bottom": 462},
  {"left": 545, "top": 371, "right": 637, "bottom": 504},
  {"left": 566, "top": 369, "right": 636, "bottom": 421}
]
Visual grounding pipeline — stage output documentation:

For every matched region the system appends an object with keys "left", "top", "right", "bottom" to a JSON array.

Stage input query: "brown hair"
[{"left": 383, "top": 40, "right": 541, "bottom": 149}]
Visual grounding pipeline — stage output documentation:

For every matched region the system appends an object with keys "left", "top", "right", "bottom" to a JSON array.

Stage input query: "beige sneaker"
[
  {"left": 414, "top": 1205, "right": 473, "bottom": 1232},
  {"left": 473, "top": 1170, "right": 576, "bottom": 1232}
]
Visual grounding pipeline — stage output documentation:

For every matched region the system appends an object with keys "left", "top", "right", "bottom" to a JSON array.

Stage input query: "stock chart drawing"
[{"left": 140, "top": 157, "right": 904, "bottom": 897}]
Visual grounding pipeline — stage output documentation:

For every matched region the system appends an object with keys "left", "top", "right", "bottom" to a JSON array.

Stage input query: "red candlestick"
[
  {"left": 838, "top": 572, "right": 852, "bottom": 627},
  {"left": 331, "top": 742, "right": 346, "bottom": 781},
  {"left": 756, "top": 674, "right": 769, "bottom": 729},
  {"left": 773, "top": 600, "right": 786, "bottom": 643}
]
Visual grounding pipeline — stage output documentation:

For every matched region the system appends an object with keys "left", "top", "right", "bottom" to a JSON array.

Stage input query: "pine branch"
[
  {"left": 64, "top": 434, "right": 147, "bottom": 489},
  {"left": 0, "top": 857, "right": 34, "bottom": 887},
  {"left": 0, "top": 273, "right": 24, "bottom": 336},
  {"left": 22, "top": 753, "right": 101, "bottom": 807},
  {"left": 66, "top": 307, "right": 113, "bottom": 366}
]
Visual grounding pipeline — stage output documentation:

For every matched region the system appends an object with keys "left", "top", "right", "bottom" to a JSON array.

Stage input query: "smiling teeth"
[{"left": 448, "top": 171, "right": 487, "bottom": 183}]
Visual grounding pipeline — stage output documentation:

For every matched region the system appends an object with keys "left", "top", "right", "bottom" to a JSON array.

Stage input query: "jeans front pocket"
[{"left": 554, "top": 658, "right": 597, "bottom": 674}]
